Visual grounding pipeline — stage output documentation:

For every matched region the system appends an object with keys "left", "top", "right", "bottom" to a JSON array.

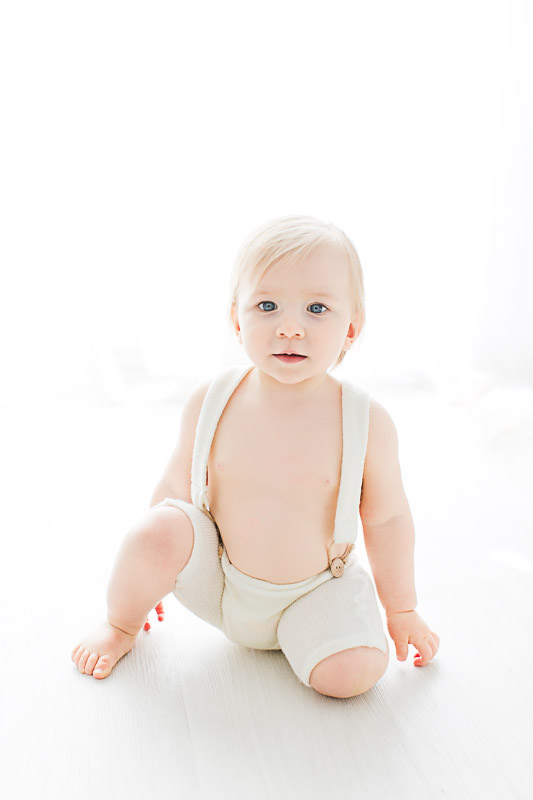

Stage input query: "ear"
[
  {"left": 231, "top": 302, "right": 242, "bottom": 342},
  {"left": 342, "top": 317, "right": 360, "bottom": 351}
]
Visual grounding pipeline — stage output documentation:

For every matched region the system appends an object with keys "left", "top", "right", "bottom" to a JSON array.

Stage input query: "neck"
[{"left": 250, "top": 367, "right": 334, "bottom": 403}]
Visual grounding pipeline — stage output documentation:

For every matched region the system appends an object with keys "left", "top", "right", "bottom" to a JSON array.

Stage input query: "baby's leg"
[
  {"left": 72, "top": 505, "right": 193, "bottom": 679},
  {"left": 278, "top": 559, "right": 389, "bottom": 697},
  {"left": 308, "top": 645, "right": 389, "bottom": 698}
]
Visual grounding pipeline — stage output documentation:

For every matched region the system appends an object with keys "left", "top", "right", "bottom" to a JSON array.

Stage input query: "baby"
[{"left": 72, "top": 216, "right": 439, "bottom": 698}]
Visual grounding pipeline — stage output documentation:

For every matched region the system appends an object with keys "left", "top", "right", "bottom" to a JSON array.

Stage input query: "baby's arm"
[
  {"left": 150, "top": 382, "right": 210, "bottom": 507},
  {"left": 360, "top": 400, "right": 439, "bottom": 666}
]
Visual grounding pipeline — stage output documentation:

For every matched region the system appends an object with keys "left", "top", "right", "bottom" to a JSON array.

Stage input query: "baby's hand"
[{"left": 386, "top": 610, "right": 439, "bottom": 666}]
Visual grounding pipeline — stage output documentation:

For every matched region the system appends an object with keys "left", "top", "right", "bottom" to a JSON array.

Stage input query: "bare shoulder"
[
  {"left": 367, "top": 398, "right": 399, "bottom": 463},
  {"left": 155, "top": 379, "right": 211, "bottom": 503},
  {"left": 180, "top": 380, "right": 211, "bottom": 433}
]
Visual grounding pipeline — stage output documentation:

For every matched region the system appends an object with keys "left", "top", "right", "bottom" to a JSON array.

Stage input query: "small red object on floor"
[{"left": 143, "top": 602, "right": 165, "bottom": 632}]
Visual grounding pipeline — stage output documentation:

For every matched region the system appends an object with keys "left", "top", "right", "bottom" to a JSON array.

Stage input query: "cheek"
[
  {"left": 322, "top": 321, "right": 351, "bottom": 352},
  {"left": 239, "top": 318, "right": 266, "bottom": 346},
  {"left": 242, "top": 313, "right": 268, "bottom": 335}
]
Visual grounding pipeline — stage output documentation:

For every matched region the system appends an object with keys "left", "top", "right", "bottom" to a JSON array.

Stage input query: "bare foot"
[{"left": 71, "top": 622, "right": 138, "bottom": 679}]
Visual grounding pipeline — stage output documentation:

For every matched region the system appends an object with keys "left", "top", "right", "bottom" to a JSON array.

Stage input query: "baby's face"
[{"left": 232, "top": 243, "right": 358, "bottom": 386}]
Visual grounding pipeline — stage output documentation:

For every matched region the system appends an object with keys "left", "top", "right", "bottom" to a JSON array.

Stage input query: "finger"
[
  {"left": 424, "top": 632, "right": 440, "bottom": 660},
  {"left": 395, "top": 635, "right": 409, "bottom": 662},
  {"left": 413, "top": 637, "right": 434, "bottom": 666}
]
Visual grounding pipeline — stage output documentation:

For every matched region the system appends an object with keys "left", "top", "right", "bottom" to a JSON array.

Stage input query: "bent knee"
[
  {"left": 309, "top": 645, "right": 389, "bottom": 699},
  {"left": 129, "top": 505, "right": 194, "bottom": 565}
]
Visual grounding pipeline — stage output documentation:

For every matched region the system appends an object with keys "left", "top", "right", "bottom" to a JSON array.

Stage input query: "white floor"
[{"left": 1, "top": 374, "right": 532, "bottom": 799}]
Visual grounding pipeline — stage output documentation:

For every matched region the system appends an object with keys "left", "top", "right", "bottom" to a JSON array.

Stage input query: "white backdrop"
[{"left": 1, "top": 0, "right": 531, "bottom": 407}]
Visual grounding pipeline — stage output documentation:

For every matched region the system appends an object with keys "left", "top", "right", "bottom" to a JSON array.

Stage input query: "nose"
[{"left": 276, "top": 312, "right": 304, "bottom": 339}]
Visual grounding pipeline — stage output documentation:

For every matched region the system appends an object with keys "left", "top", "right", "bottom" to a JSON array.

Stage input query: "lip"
[{"left": 273, "top": 353, "right": 308, "bottom": 363}]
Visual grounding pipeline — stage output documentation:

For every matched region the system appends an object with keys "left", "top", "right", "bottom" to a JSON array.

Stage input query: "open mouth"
[{"left": 273, "top": 353, "right": 307, "bottom": 364}]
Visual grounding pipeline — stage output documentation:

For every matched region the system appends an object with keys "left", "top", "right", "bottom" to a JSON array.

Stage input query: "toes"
[
  {"left": 77, "top": 649, "right": 90, "bottom": 673},
  {"left": 84, "top": 652, "right": 99, "bottom": 675},
  {"left": 72, "top": 647, "right": 111, "bottom": 678},
  {"left": 72, "top": 645, "right": 87, "bottom": 668},
  {"left": 93, "top": 656, "right": 112, "bottom": 679}
]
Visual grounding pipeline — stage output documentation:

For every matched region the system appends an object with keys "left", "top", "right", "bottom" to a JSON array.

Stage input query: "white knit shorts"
[{"left": 160, "top": 498, "right": 388, "bottom": 687}]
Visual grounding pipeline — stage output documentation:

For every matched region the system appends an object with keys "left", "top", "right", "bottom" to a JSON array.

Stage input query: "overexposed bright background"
[{"left": 2, "top": 0, "right": 532, "bottom": 408}]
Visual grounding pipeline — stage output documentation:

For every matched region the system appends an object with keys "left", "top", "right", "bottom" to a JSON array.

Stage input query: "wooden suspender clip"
[{"left": 329, "top": 543, "right": 354, "bottom": 578}]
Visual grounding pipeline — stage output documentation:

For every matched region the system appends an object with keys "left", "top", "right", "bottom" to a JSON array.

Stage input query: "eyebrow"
[{"left": 252, "top": 288, "right": 337, "bottom": 299}]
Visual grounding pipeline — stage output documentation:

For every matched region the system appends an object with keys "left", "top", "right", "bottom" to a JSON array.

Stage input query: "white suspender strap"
[
  {"left": 190, "top": 366, "right": 253, "bottom": 510},
  {"left": 332, "top": 382, "right": 370, "bottom": 545}
]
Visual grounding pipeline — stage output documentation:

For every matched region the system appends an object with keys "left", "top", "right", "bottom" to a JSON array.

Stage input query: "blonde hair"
[{"left": 230, "top": 215, "right": 365, "bottom": 365}]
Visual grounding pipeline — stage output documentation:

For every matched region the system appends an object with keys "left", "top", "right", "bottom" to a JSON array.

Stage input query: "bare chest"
[
  {"left": 205, "top": 381, "right": 344, "bottom": 581},
  {"left": 208, "top": 400, "right": 342, "bottom": 496}
]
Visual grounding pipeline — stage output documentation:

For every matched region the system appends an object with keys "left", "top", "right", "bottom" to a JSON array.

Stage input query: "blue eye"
[
  {"left": 258, "top": 301, "right": 277, "bottom": 312},
  {"left": 308, "top": 303, "right": 327, "bottom": 314}
]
